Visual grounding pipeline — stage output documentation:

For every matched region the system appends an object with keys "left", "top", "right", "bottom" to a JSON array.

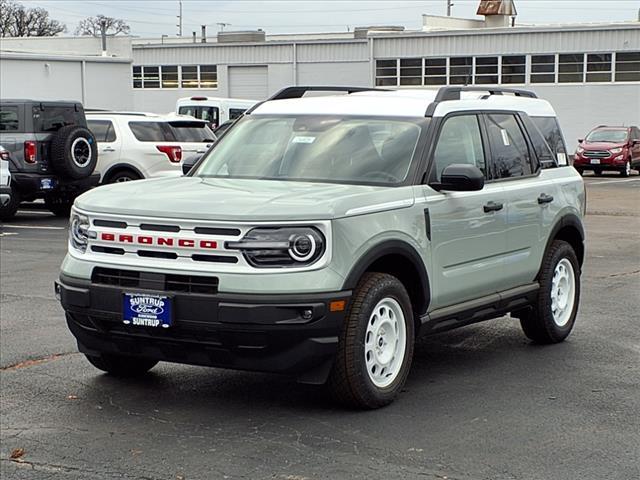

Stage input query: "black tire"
[
  {"left": 0, "top": 184, "right": 20, "bottom": 221},
  {"left": 327, "top": 272, "right": 415, "bottom": 409},
  {"left": 106, "top": 170, "right": 141, "bottom": 184},
  {"left": 50, "top": 125, "right": 98, "bottom": 180},
  {"left": 519, "top": 240, "right": 580, "bottom": 344},
  {"left": 85, "top": 353, "right": 158, "bottom": 377},
  {"left": 620, "top": 160, "right": 631, "bottom": 177},
  {"left": 44, "top": 193, "right": 74, "bottom": 217},
  {"left": 575, "top": 168, "right": 584, "bottom": 176}
]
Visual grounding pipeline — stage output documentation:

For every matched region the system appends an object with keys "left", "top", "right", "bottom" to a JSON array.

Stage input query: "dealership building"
[{"left": 1, "top": 4, "right": 639, "bottom": 146}]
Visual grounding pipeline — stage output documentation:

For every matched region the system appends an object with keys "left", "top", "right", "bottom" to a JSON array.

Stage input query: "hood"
[
  {"left": 582, "top": 141, "right": 627, "bottom": 150},
  {"left": 75, "top": 176, "right": 413, "bottom": 221}
]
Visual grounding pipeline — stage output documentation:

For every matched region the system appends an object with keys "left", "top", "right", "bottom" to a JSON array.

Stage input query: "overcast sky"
[{"left": 19, "top": 0, "right": 640, "bottom": 37}]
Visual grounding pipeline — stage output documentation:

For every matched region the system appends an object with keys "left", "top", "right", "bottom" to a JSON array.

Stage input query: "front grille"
[
  {"left": 583, "top": 150, "right": 611, "bottom": 159},
  {"left": 92, "top": 267, "right": 219, "bottom": 294}
]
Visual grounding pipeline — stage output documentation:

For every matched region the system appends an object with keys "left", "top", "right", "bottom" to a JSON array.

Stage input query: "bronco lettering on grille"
[{"left": 100, "top": 232, "right": 217, "bottom": 249}]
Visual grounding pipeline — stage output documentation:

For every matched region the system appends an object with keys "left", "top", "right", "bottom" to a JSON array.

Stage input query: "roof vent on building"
[
  {"left": 217, "top": 30, "right": 266, "bottom": 43},
  {"left": 477, "top": 0, "right": 517, "bottom": 27},
  {"left": 353, "top": 25, "right": 405, "bottom": 39}
]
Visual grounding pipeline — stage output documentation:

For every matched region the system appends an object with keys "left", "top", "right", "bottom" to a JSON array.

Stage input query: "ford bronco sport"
[
  {"left": 0, "top": 100, "right": 99, "bottom": 219},
  {"left": 56, "top": 86, "right": 585, "bottom": 409}
]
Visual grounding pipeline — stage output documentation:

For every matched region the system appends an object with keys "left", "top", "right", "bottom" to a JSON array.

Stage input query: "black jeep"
[{"left": 0, "top": 100, "right": 99, "bottom": 219}]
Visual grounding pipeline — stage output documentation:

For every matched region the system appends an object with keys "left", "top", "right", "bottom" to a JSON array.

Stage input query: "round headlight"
[{"left": 289, "top": 234, "right": 316, "bottom": 262}]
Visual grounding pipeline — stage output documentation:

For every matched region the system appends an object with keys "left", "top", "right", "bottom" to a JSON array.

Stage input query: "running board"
[{"left": 419, "top": 283, "right": 539, "bottom": 336}]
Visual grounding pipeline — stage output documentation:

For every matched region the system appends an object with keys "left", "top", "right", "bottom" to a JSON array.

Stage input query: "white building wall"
[{"left": 1, "top": 57, "right": 83, "bottom": 101}]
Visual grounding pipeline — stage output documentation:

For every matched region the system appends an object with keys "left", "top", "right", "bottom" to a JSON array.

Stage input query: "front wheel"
[
  {"left": 519, "top": 240, "right": 581, "bottom": 344},
  {"left": 620, "top": 161, "right": 631, "bottom": 177},
  {"left": 85, "top": 353, "right": 158, "bottom": 377},
  {"left": 327, "top": 272, "right": 415, "bottom": 409}
]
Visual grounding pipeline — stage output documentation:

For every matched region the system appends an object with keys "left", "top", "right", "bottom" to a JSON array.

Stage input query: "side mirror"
[
  {"left": 182, "top": 154, "right": 201, "bottom": 175},
  {"left": 431, "top": 164, "right": 485, "bottom": 192},
  {"left": 578, "top": 138, "right": 584, "bottom": 144}
]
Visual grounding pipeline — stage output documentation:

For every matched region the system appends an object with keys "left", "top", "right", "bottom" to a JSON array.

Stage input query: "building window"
[
  {"left": 161, "top": 65, "right": 178, "bottom": 88},
  {"left": 501, "top": 55, "right": 526, "bottom": 84},
  {"left": 424, "top": 58, "right": 447, "bottom": 85},
  {"left": 615, "top": 52, "right": 640, "bottom": 82},
  {"left": 450, "top": 57, "right": 473, "bottom": 85},
  {"left": 142, "top": 66, "right": 160, "bottom": 88},
  {"left": 400, "top": 58, "right": 422, "bottom": 86},
  {"left": 475, "top": 57, "right": 498, "bottom": 85},
  {"left": 558, "top": 54, "right": 584, "bottom": 83},
  {"left": 181, "top": 66, "right": 199, "bottom": 88},
  {"left": 132, "top": 66, "right": 142, "bottom": 88},
  {"left": 200, "top": 65, "right": 218, "bottom": 88},
  {"left": 375, "top": 59, "right": 398, "bottom": 86},
  {"left": 531, "top": 55, "right": 556, "bottom": 84},
  {"left": 585, "top": 54, "right": 612, "bottom": 82}
]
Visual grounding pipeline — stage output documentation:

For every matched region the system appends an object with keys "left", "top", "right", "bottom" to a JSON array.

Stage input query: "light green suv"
[{"left": 56, "top": 86, "right": 586, "bottom": 409}]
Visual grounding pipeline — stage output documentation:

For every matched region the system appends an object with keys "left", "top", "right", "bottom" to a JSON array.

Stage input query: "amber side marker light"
[{"left": 330, "top": 300, "right": 346, "bottom": 312}]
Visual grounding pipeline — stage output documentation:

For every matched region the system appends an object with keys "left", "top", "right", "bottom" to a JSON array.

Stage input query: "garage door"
[{"left": 228, "top": 66, "right": 268, "bottom": 100}]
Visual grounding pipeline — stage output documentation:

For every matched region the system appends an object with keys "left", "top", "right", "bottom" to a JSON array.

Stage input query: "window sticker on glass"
[
  {"left": 501, "top": 129, "right": 511, "bottom": 146},
  {"left": 292, "top": 136, "right": 316, "bottom": 144},
  {"left": 557, "top": 153, "right": 568, "bottom": 166}
]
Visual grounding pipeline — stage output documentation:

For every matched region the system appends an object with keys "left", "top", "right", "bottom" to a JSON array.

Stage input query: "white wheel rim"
[
  {"left": 551, "top": 258, "right": 576, "bottom": 327},
  {"left": 364, "top": 297, "right": 407, "bottom": 388},
  {"left": 71, "top": 137, "right": 92, "bottom": 168}
]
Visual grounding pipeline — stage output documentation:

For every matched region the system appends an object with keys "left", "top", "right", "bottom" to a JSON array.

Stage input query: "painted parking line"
[
  {"left": 17, "top": 210, "right": 53, "bottom": 215},
  {"left": 585, "top": 178, "right": 640, "bottom": 186},
  {"left": 1, "top": 225, "right": 65, "bottom": 230}
]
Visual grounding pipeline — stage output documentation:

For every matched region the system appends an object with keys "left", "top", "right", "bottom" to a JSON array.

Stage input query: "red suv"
[{"left": 574, "top": 126, "right": 640, "bottom": 177}]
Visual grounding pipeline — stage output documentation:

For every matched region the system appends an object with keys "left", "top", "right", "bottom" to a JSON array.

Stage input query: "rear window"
[
  {"left": 33, "top": 105, "right": 86, "bottom": 132},
  {"left": 0, "top": 107, "right": 19, "bottom": 131},
  {"left": 178, "top": 106, "right": 219, "bottom": 125},
  {"left": 129, "top": 122, "right": 169, "bottom": 142},
  {"left": 169, "top": 121, "right": 215, "bottom": 142},
  {"left": 229, "top": 108, "right": 246, "bottom": 120}
]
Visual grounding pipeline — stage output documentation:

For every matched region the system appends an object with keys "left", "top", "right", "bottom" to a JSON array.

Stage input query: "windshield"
[
  {"left": 586, "top": 129, "right": 628, "bottom": 143},
  {"left": 194, "top": 115, "right": 422, "bottom": 185}
]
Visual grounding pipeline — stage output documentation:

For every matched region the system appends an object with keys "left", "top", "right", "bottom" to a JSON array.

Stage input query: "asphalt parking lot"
[{"left": 1, "top": 173, "right": 639, "bottom": 480}]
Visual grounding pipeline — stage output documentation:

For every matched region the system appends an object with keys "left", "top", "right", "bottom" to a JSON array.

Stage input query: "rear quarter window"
[
  {"left": 88, "top": 120, "right": 117, "bottom": 142},
  {"left": 0, "top": 107, "right": 20, "bottom": 131},
  {"left": 128, "top": 122, "right": 172, "bottom": 142}
]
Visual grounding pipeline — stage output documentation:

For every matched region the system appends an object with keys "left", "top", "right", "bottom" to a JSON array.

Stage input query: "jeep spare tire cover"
[{"left": 50, "top": 125, "right": 98, "bottom": 179}]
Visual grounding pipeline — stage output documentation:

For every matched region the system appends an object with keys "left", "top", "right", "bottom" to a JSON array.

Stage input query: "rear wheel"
[
  {"left": 0, "top": 185, "right": 20, "bottom": 221},
  {"left": 519, "top": 240, "right": 580, "bottom": 344},
  {"left": 327, "top": 272, "right": 414, "bottom": 409},
  {"left": 106, "top": 170, "right": 141, "bottom": 184},
  {"left": 85, "top": 353, "right": 158, "bottom": 377}
]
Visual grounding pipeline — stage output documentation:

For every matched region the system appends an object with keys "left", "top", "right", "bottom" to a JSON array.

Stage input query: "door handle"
[
  {"left": 102, "top": 147, "right": 115, "bottom": 152},
  {"left": 483, "top": 201, "right": 504, "bottom": 213},
  {"left": 538, "top": 193, "right": 554, "bottom": 205}
]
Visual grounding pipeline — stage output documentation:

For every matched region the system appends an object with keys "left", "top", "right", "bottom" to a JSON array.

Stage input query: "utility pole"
[
  {"left": 100, "top": 19, "right": 107, "bottom": 56},
  {"left": 176, "top": 0, "right": 183, "bottom": 36},
  {"left": 447, "top": 0, "right": 454, "bottom": 16}
]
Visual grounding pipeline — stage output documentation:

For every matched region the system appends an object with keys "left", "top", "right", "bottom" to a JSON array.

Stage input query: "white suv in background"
[
  {"left": 0, "top": 145, "right": 12, "bottom": 211},
  {"left": 86, "top": 112, "right": 216, "bottom": 183}
]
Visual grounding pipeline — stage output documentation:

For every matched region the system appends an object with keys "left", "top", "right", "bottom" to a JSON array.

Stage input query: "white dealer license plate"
[{"left": 590, "top": 159, "right": 601, "bottom": 165}]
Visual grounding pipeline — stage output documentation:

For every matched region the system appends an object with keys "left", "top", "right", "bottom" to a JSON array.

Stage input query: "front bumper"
[
  {"left": 56, "top": 274, "right": 351, "bottom": 384},
  {"left": 12, "top": 172, "right": 100, "bottom": 196}
]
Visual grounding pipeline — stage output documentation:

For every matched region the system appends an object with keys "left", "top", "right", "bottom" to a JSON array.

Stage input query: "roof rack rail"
[
  {"left": 246, "top": 85, "right": 389, "bottom": 114},
  {"left": 425, "top": 86, "right": 538, "bottom": 116}
]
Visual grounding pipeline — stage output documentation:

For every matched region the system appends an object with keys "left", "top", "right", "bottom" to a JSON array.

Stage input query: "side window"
[
  {"left": 485, "top": 114, "right": 532, "bottom": 179},
  {"left": 432, "top": 115, "right": 486, "bottom": 180},
  {"left": 229, "top": 108, "right": 246, "bottom": 120},
  {"left": 631, "top": 127, "right": 640, "bottom": 141},
  {"left": 0, "top": 107, "right": 19, "bottom": 131},
  {"left": 88, "top": 120, "right": 117, "bottom": 143},
  {"left": 531, "top": 117, "right": 568, "bottom": 166}
]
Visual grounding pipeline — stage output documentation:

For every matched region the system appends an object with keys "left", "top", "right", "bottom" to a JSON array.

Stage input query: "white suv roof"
[
  {"left": 251, "top": 87, "right": 556, "bottom": 119},
  {"left": 86, "top": 111, "right": 205, "bottom": 122}
]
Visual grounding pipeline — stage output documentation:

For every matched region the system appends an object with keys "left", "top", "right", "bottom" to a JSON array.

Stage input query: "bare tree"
[
  {"left": 75, "top": 15, "right": 130, "bottom": 37},
  {"left": 0, "top": 0, "right": 66, "bottom": 37}
]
